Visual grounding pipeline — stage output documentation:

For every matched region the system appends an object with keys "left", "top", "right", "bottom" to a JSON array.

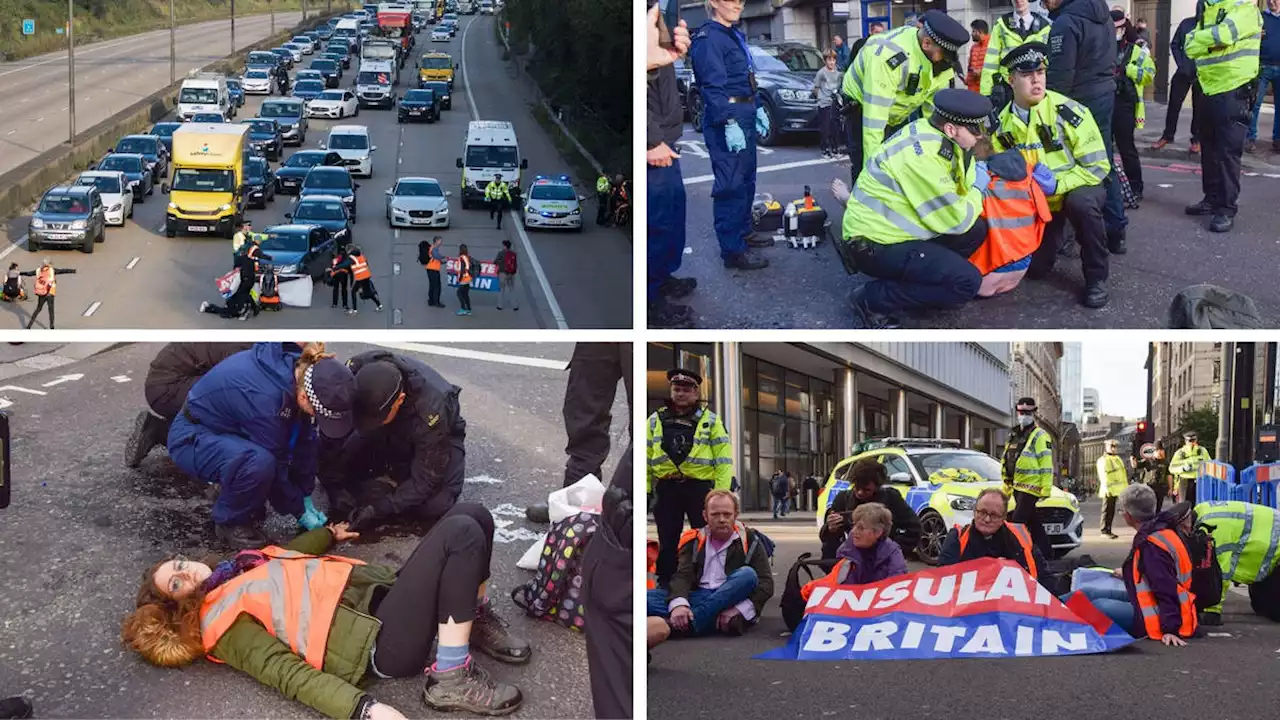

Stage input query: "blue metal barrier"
[
  {"left": 1239, "top": 463, "right": 1280, "bottom": 509},
  {"left": 1197, "top": 461, "right": 1242, "bottom": 503}
]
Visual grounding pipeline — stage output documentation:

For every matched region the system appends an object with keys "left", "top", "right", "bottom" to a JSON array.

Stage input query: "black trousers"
[
  {"left": 1179, "top": 476, "right": 1197, "bottom": 505},
  {"left": 489, "top": 198, "right": 508, "bottom": 228},
  {"left": 1152, "top": 484, "right": 1167, "bottom": 513},
  {"left": 1248, "top": 567, "right": 1280, "bottom": 622},
  {"left": 855, "top": 219, "right": 986, "bottom": 315},
  {"left": 1199, "top": 84, "right": 1253, "bottom": 217},
  {"left": 562, "top": 343, "right": 633, "bottom": 487},
  {"left": 596, "top": 191, "right": 610, "bottom": 225},
  {"left": 352, "top": 278, "right": 380, "bottom": 310},
  {"left": 331, "top": 273, "right": 350, "bottom": 308},
  {"left": 1113, "top": 98, "right": 1143, "bottom": 195},
  {"left": 846, "top": 101, "right": 864, "bottom": 185},
  {"left": 817, "top": 106, "right": 839, "bottom": 153},
  {"left": 1011, "top": 490, "right": 1051, "bottom": 557},
  {"left": 202, "top": 287, "right": 256, "bottom": 319},
  {"left": 25, "top": 294, "right": 53, "bottom": 329},
  {"left": 456, "top": 284, "right": 471, "bottom": 311},
  {"left": 652, "top": 479, "right": 712, "bottom": 587},
  {"left": 1162, "top": 73, "right": 1203, "bottom": 143},
  {"left": 1028, "top": 184, "right": 1108, "bottom": 285},
  {"left": 372, "top": 502, "right": 495, "bottom": 677},
  {"left": 582, "top": 444, "right": 633, "bottom": 719},
  {"left": 427, "top": 268, "right": 442, "bottom": 305},
  {"left": 1101, "top": 496, "right": 1118, "bottom": 533}
]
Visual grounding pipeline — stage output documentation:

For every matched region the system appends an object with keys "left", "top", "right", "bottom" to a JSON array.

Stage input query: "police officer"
[
  {"left": 1097, "top": 438, "right": 1128, "bottom": 538},
  {"left": 595, "top": 173, "right": 611, "bottom": 225},
  {"left": 325, "top": 350, "right": 469, "bottom": 533},
  {"left": 1184, "top": 0, "right": 1263, "bottom": 233},
  {"left": 484, "top": 173, "right": 512, "bottom": 229},
  {"left": 1001, "top": 396, "right": 1053, "bottom": 555},
  {"left": 689, "top": 0, "right": 770, "bottom": 271},
  {"left": 646, "top": 368, "right": 733, "bottom": 588},
  {"left": 842, "top": 9, "right": 971, "bottom": 184},
  {"left": 842, "top": 88, "right": 990, "bottom": 329},
  {"left": 1194, "top": 500, "right": 1280, "bottom": 625},
  {"left": 1169, "top": 430, "right": 1212, "bottom": 503},
  {"left": 991, "top": 42, "right": 1112, "bottom": 308},
  {"left": 979, "top": 0, "right": 1051, "bottom": 110}
]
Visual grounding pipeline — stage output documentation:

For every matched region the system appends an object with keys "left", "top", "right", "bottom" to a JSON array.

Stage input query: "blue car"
[
  {"left": 299, "top": 166, "right": 359, "bottom": 220},
  {"left": 94, "top": 153, "right": 154, "bottom": 200},
  {"left": 258, "top": 223, "right": 338, "bottom": 281},
  {"left": 274, "top": 149, "right": 344, "bottom": 194},
  {"left": 309, "top": 59, "right": 342, "bottom": 88},
  {"left": 189, "top": 112, "right": 226, "bottom": 123},
  {"left": 320, "top": 50, "right": 350, "bottom": 70},
  {"left": 148, "top": 122, "right": 182, "bottom": 153},
  {"left": 225, "top": 78, "right": 245, "bottom": 109},
  {"left": 316, "top": 24, "right": 334, "bottom": 40},
  {"left": 270, "top": 47, "right": 294, "bottom": 69},
  {"left": 112, "top": 134, "right": 169, "bottom": 178},
  {"left": 239, "top": 118, "right": 284, "bottom": 161},
  {"left": 291, "top": 79, "right": 327, "bottom": 102},
  {"left": 243, "top": 156, "right": 276, "bottom": 209},
  {"left": 286, "top": 194, "right": 352, "bottom": 247}
]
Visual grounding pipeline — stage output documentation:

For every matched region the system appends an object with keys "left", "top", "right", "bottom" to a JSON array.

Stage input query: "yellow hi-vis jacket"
[
  {"left": 990, "top": 90, "right": 1111, "bottom": 212},
  {"left": 979, "top": 12, "right": 1052, "bottom": 96},
  {"left": 645, "top": 406, "right": 733, "bottom": 493},
  {"left": 1120, "top": 42, "right": 1157, "bottom": 129},
  {"left": 1097, "top": 452, "right": 1128, "bottom": 498},
  {"left": 1169, "top": 443, "right": 1212, "bottom": 481},
  {"left": 1185, "top": 0, "right": 1262, "bottom": 96},
  {"left": 1003, "top": 425, "right": 1054, "bottom": 498}
]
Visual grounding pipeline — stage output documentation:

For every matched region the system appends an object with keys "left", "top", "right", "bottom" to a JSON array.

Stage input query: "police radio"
[
  {"left": 0, "top": 411, "right": 9, "bottom": 509},
  {"left": 1257, "top": 424, "right": 1279, "bottom": 465}
]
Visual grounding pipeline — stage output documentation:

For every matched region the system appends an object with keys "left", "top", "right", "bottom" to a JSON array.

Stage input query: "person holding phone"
[{"left": 818, "top": 458, "right": 920, "bottom": 560}]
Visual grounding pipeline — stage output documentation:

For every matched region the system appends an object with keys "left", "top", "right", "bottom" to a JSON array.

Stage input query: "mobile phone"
[{"left": 657, "top": 0, "right": 679, "bottom": 49}]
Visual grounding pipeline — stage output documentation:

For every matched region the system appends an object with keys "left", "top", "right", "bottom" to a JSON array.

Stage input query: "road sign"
[
  {"left": 21, "top": 19, "right": 34, "bottom": 35},
  {"left": 1140, "top": 442, "right": 1157, "bottom": 459}
]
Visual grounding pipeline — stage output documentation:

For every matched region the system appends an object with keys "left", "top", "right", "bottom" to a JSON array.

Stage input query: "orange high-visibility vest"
[
  {"left": 957, "top": 522, "right": 1039, "bottom": 578},
  {"left": 459, "top": 257, "right": 474, "bottom": 285},
  {"left": 351, "top": 257, "right": 371, "bottom": 281},
  {"left": 800, "top": 557, "right": 850, "bottom": 602},
  {"left": 426, "top": 252, "right": 442, "bottom": 271},
  {"left": 646, "top": 539, "right": 660, "bottom": 590},
  {"left": 34, "top": 267, "right": 55, "bottom": 296},
  {"left": 1133, "top": 528, "right": 1198, "bottom": 640},
  {"left": 677, "top": 524, "right": 749, "bottom": 555},
  {"left": 200, "top": 546, "right": 366, "bottom": 669},
  {"left": 968, "top": 165, "right": 1053, "bottom": 276}
]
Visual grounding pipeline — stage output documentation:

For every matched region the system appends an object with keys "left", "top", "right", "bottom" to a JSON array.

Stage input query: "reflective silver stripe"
[
  {"left": 1077, "top": 150, "right": 1109, "bottom": 166},
  {"left": 266, "top": 561, "right": 290, "bottom": 642},
  {"left": 852, "top": 188, "right": 932, "bottom": 238},
  {"left": 295, "top": 559, "right": 321, "bottom": 660},
  {"left": 935, "top": 201, "right": 977, "bottom": 236},
  {"left": 867, "top": 163, "right": 906, "bottom": 195},
  {"left": 1228, "top": 504, "right": 1256, "bottom": 579},
  {"left": 1211, "top": 23, "right": 1224, "bottom": 46},
  {"left": 987, "top": 214, "right": 1036, "bottom": 230},
  {"left": 1257, "top": 514, "right": 1280, "bottom": 582},
  {"left": 918, "top": 192, "right": 962, "bottom": 216},
  {"left": 707, "top": 436, "right": 731, "bottom": 446},
  {"left": 864, "top": 116, "right": 889, "bottom": 129},
  {"left": 200, "top": 578, "right": 275, "bottom": 636},
  {"left": 648, "top": 453, "right": 672, "bottom": 467},
  {"left": 1197, "top": 46, "right": 1260, "bottom": 67},
  {"left": 712, "top": 457, "right": 733, "bottom": 466},
  {"left": 988, "top": 184, "right": 1031, "bottom": 201},
  {"left": 680, "top": 457, "right": 718, "bottom": 466},
  {"left": 863, "top": 93, "right": 895, "bottom": 108}
]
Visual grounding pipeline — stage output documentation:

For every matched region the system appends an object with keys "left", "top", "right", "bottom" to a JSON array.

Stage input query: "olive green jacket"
[{"left": 209, "top": 529, "right": 397, "bottom": 719}]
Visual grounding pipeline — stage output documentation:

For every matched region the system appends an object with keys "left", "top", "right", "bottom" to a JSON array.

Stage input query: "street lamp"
[
  {"left": 169, "top": 0, "right": 176, "bottom": 84},
  {"left": 67, "top": 0, "right": 75, "bottom": 142},
  {"left": 231, "top": 0, "right": 236, "bottom": 55}
]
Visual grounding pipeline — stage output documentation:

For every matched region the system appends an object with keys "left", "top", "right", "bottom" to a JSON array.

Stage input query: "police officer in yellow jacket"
[
  {"left": 841, "top": 10, "right": 971, "bottom": 184},
  {"left": 1097, "top": 438, "right": 1129, "bottom": 538},
  {"left": 484, "top": 174, "right": 513, "bottom": 229},
  {"left": 1002, "top": 396, "right": 1054, "bottom": 555},
  {"left": 646, "top": 368, "right": 733, "bottom": 588},
  {"left": 1193, "top": 500, "right": 1280, "bottom": 625},
  {"left": 595, "top": 174, "right": 611, "bottom": 226},
  {"left": 991, "top": 42, "right": 1112, "bottom": 309},
  {"left": 1183, "top": 0, "right": 1263, "bottom": 233},
  {"left": 843, "top": 88, "right": 991, "bottom": 329},
  {"left": 1170, "top": 430, "right": 1213, "bottom": 503},
  {"left": 979, "top": 0, "right": 1051, "bottom": 108}
]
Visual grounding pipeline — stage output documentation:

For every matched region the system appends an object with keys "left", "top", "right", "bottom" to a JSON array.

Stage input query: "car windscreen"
[
  {"left": 285, "top": 153, "right": 325, "bottom": 168},
  {"left": 114, "top": 139, "right": 154, "bottom": 155},
  {"left": 304, "top": 171, "right": 352, "bottom": 189},
  {"left": 293, "top": 37, "right": 310, "bottom": 44},
  {"left": 244, "top": 120, "right": 275, "bottom": 133},
  {"left": 465, "top": 145, "right": 517, "bottom": 169},
  {"left": 179, "top": 87, "right": 219, "bottom": 104},
  {"left": 226, "top": 79, "right": 241, "bottom": 88},
  {"left": 318, "top": 91, "right": 346, "bottom": 101},
  {"left": 171, "top": 168, "right": 235, "bottom": 192},
  {"left": 38, "top": 195, "right": 89, "bottom": 214},
  {"left": 404, "top": 90, "right": 433, "bottom": 102},
  {"left": 312, "top": 60, "right": 337, "bottom": 70},
  {"left": 248, "top": 159, "right": 269, "bottom": 178},
  {"left": 245, "top": 69, "right": 270, "bottom": 78},
  {"left": 328, "top": 133, "right": 368, "bottom": 150},
  {"left": 248, "top": 52, "right": 276, "bottom": 65},
  {"left": 260, "top": 103, "right": 301, "bottom": 118},
  {"left": 294, "top": 80, "right": 326, "bottom": 93},
  {"left": 77, "top": 176, "right": 121, "bottom": 193},
  {"left": 357, "top": 71, "right": 393, "bottom": 85},
  {"left": 100, "top": 156, "right": 141, "bottom": 172},
  {"left": 748, "top": 47, "right": 792, "bottom": 73},
  {"left": 260, "top": 230, "right": 309, "bottom": 252},
  {"left": 421, "top": 56, "right": 450, "bottom": 69},
  {"left": 295, "top": 200, "right": 347, "bottom": 220},
  {"left": 914, "top": 452, "right": 1004, "bottom": 483},
  {"left": 150, "top": 124, "right": 178, "bottom": 137},
  {"left": 395, "top": 181, "right": 442, "bottom": 197},
  {"left": 530, "top": 184, "right": 576, "bottom": 201},
  {"left": 424, "top": 82, "right": 448, "bottom": 94}
]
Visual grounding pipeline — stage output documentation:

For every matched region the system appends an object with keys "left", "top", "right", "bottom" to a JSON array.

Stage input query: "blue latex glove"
[
  {"left": 298, "top": 495, "right": 327, "bottom": 530},
  {"left": 973, "top": 161, "right": 991, "bottom": 194},
  {"left": 1031, "top": 162, "right": 1057, "bottom": 195},
  {"left": 725, "top": 120, "right": 746, "bottom": 153},
  {"left": 755, "top": 106, "right": 770, "bottom": 137}
]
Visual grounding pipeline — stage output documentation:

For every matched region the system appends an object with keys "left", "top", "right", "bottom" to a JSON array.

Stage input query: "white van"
[
  {"left": 455, "top": 120, "right": 527, "bottom": 209},
  {"left": 322, "top": 125, "right": 376, "bottom": 177},
  {"left": 355, "top": 60, "right": 397, "bottom": 108},
  {"left": 178, "top": 72, "right": 231, "bottom": 122}
]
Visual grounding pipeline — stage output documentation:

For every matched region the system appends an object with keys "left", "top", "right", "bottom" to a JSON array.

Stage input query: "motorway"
[
  {"left": 0, "top": 14, "right": 632, "bottom": 329},
  {"left": 668, "top": 125, "right": 1280, "bottom": 329},
  {"left": 648, "top": 501, "right": 1280, "bottom": 719},
  {"left": 0, "top": 12, "right": 305, "bottom": 174},
  {"left": 0, "top": 341, "right": 630, "bottom": 718}
]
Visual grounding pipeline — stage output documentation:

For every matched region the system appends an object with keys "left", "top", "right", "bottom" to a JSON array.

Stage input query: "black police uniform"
[
  {"left": 562, "top": 343, "right": 633, "bottom": 488},
  {"left": 650, "top": 368, "right": 716, "bottom": 587}
]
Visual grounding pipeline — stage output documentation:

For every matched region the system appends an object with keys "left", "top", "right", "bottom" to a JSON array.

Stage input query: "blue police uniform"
[
  {"left": 167, "top": 343, "right": 320, "bottom": 526},
  {"left": 690, "top": 20, "right": 759, "bottom": 261}
]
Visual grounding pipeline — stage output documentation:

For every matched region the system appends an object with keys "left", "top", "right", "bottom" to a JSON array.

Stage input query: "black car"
[
  {"left": 310, "top": 58, "right": 342, "bottom": 87},
  {"left": 398, "top": 89, "right": 440, "bottom": 123},
  {"left": 286, "top": 194, "right": 353, "bottom": 248},
  {"left": 270, "top": 47, "right": 295, "bottom": 69},
  {"left": 419, "top": 80, "right": 451, "bottom": 110},
  {"left": 148, "top": 122, "right": 182, "bottom": 154},
  {"left": 257, "top": 223, "right": 338, "bottom": 282},
  {"left": 94, "top": 153, "right": 154, "bottom": 200},
  {"left": 110, "top": 134, "right": 169, "bottom": 179},
  {"left": 299, "top": 166, "right": 359, "bottom": 221},
  {"left": 320, "top": 50, "right": 350, "bottom": 70},
  {"left": 239, "top": 118, "right": 284, "bottom": 161},
  {"left": 244, "top": 156, "right": 276, "bottom": 209},
  {"left": 27, "top": 185, "right": 106, "bottom": 253},
  {"left": 274, "top": 150, "right": 344, "bottom": 194},
  {"left": 688, "top": 42, "right": 823, "bottom": 146}
]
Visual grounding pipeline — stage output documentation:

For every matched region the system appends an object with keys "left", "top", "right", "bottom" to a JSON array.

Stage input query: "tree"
[{"left": 1176, "top": 404, "right": 1219, "bottom": 453}]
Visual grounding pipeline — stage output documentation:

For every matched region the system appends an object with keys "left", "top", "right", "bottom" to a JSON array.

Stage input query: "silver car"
[
  {"left": 522, "top": 175, "right": 584, "bottom": 231},
  {"left": 385, "top": 176, "right": 451, "bottom": 229}
]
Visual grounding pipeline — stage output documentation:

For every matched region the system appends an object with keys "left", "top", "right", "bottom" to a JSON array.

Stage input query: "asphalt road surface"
[
  {"left": 0, "top": 14, "right": 632, "bottom": 329},
  {"left": 0, "top": 12, "right": 306, "bottom": 174},
  {"left": 669, "top": 125, "right": 1280, "bottom": 328},
  {"left": 647, "top": 500, "right": 1280, "bottom": 719},
  {"left": 0, "top": 341, "right": 631, "bottom": 718}
]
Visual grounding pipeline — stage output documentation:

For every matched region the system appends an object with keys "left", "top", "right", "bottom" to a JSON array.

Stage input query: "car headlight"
[
  {"left": 392, "top": 207, "right": 407, "bottom": 216},
  {"left": 437, "top": 207, "right": 448, "bottom": 215},
  {"left": 778, "top": 89, "right": 798, "bottom": 101},
  {"left": 220, "top": 204, "right": 232, "bottom": 211},
  {"left": 109, "top": 204, "right": 122, "bottom": 212},
  {"left": 1066, "top": 493, "right": 1079, "bottom": 510},
  {"left": 71, "top": 219, "right": 87, "bottom": 230},
  {"left": 343, "top": 195, "right": 355, "bottom": 203},
  {"left": 31, "top": 218, "right": 45, "bottom": 228},
  {"left": 168, "top": 202, "right": 178, "bottom": 210},
  {"left": 948, "top": 494, "right": 976, "bottom": 512},
  {"left": 278, "top": 264, "right": 298, "bottom": 274},
  {"left": 570, "top": 208, "right": 580, "bottom": 215},
  {"left": 334, "top": 228, "right": 348, "bottom": 237}
]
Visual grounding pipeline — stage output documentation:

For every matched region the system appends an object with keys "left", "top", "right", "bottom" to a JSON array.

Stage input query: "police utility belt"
[{"left": 659, "top": 473, "right": 707, "bottom": 484}]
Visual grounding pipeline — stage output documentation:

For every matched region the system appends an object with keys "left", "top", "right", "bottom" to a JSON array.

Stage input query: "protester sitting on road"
[
  {"left": 805, "top": 503, "right": 907, "bottom": 600},
  {"left": 938, "top": 487, "right": 1046, "bottom": 578},
  {"left": 646, "top": 490, "right": 774, "bottom": 639},
  {"left": 166, "top": 342, "right": 353, "bottom": 549},
  {"left": 2, "top": 263, "right": 24, "bottom": 302},
  {"left": 1194, "top": 500, "right": 1280, "bottom": 626},
  {"left": 124, "top": 343, "right": 255, "bottom": 468},
  {"left": 820, "top": 458, "right": 921, "bottom": 560},
  {"left": 120, "top": 505, "right": 529, "bottom": 718}
]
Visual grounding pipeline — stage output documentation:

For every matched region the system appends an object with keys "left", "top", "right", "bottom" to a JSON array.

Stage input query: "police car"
[
  {"left": 521, "top": 175, "right": 583, "bottom": 232},
  {"left": 816, "top": 438, "right": 1083, "bottom": 564}
]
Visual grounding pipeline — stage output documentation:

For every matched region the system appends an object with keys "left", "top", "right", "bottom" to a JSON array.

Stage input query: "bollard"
[{"left": 0, "top": 411, "right": 9, "bottom": 509}]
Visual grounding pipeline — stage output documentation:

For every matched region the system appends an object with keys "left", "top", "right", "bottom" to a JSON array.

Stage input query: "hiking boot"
[
  {"left": 1082, "top": 281, "right": 1109, "bottom": 309},
  {"left": 524, "top": 503, "right": 550, "bottom": 524},
  {"left": 847, "top": 286, "right": 901, "bottom": 329},
  {"left": 1189, "top": 141, "right": 1201, "bottom": 154},
  {"left": 723, "top": 251, "right": 769, "bottom": 270},
  {"left": 1184, "top": 200, "right": 1213, "bottom": 216},
  {"left": 744, "top": 233, "right": 774, "bottom": 248},
  {"left": 474, "top": 603, "right": 532, "bottom": 664},
  {"left": 423, "top": 658, "right": 523, "bottom": 716},
  {"left": 1209, "top": 214, "right": 1234, "bottom": 233},
  {"left": 214, "top": 523, "right": 268, "bottom": 550},
  {"left": 125, "top": 411, "right": 167, "bottom": 469},
  {"left": 1149, "top": 138, "right": 1171, "bottom": 150},
  {"left": 1199, "top": 611, "right": 1223, "bottom": 626},
  {"left": 648, "top": 300, "right": 693, "bottom": 329},
  {"left": 659, "top": 276, "right": 698, "bottom": 300},
  {"left": 1106, "top": 228, "right": 1127, "bottom": 255}
]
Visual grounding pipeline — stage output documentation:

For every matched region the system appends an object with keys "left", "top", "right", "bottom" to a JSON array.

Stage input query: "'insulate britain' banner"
[{"left": 757, "top": 558, "right": 1136, "bottom": 661}]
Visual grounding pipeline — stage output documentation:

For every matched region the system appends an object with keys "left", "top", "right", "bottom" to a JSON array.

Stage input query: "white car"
[
  {"left": 385, "top": 176, "right": 451, "bottom": 228},
  {"left": 282, "top": 44, "right": 304, "bottom": 62},
  {"left": 431, "top": 27, "right": 451, "bottom": 41},
  {"left": 241, "top": 69, "right": 274, "bottom": 95},
  {"left": 321, "top": 124, "right": 376, "bottom": 177},
  {"left": 291, "top": 36, "right": 316, "bottom": 54},
  {"left": 522, "top": 175, "right": 584, "bottom": 231},
  {"left": 73, "top": 170, "right": 133, "bottom": 226},
  {"left": 308, "top": 90, "right": 360, "bottom": 119}
]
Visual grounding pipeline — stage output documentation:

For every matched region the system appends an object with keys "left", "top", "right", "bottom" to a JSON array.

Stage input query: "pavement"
[
  {"left": 0, "top": 14, "right": 632, "bottom": 329},
  {"left": 647, "top": 499, "right": 1280, "bottom": 720},
  {"left": 0, "top": 12, "right": 306, "bottom": 175},
  {"left": 0, "top": 341, "right": 630, "bottom": 718},
  {"left": 668, "top": 115, "right": 1280, "bottom": 329}
]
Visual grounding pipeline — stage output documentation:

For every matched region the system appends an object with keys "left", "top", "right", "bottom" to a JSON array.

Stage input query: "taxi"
[
  {"left": 816, "top": 438, "right": 1083, "bottom": 564},
  {"left": 522, "top": 175, "right": 583, "bottom": 232}
]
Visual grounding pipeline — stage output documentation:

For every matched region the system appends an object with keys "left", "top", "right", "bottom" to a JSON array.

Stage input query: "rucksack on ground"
[
  {"left": 511, "top": 510, "right": 597, "bottom": 632},
  {"left": 779, "top": 552, "right": 839, "bottom": 632},
  {"left": 1181, "top": 522, "right": 1223, "bottom": 611},
  {"left": 258, "top": 268, "right": 281, "bottom": 311},
  {"left": 501, "top": 250, "right": 517, "bottom": 275}
]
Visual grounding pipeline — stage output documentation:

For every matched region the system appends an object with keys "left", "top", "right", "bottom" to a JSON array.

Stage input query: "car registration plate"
[
  {"left": 1043, "top": 523, "right": 1064, "bottom": 534},
  {"left": 188, "top": 225, "right": 210, "bottom": 233},
  {"left": 409, "top": 109, "right": 421, "bottom": 114},
  {"left": 43, "top": 233, "right": 73, "bottom": 240},
  {"left": 411, "top": 218, "right": 431, "bottom": 224}
]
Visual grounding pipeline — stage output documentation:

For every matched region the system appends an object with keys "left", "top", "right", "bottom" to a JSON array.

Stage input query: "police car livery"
[
  {"left": 816, "top": 438, "right": 1083, "bottom": 564},
  {"left": 522, "top": 175, "right": 583, "bottom": 232}
]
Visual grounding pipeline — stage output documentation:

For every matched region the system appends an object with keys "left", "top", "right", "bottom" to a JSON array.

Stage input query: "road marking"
[
  {"left": 125, "top": 256, "right": 140, "bottom": 270},
  {"left": 35, "top": 117, "right": 43, "bottom": 123},
  {"left": 110, "top": 375, "right": 131, "bottom": 383},
  {"left": 460, "top": 15, "right": 567, "bottom": 330},
  {"left": 4, "top": 130, "right": 13, "bottom": 136},
  {"left": 369, "top": 341, "right": 568, "bottom": 370},
  {"left": 41, "top": 373, "right": 83, "bottom": 387},
  {"left": 393, "top": 262, "right": 401, "bottom": 275},
  {"left": 684, "top": 155, "right": 844, "bottom": 185},
  {"left": 394, "top": 228, "right": 400, "bottom": 240},
  {"left": 0, "top": 385, "right": 46, "bottom": 396},
  {"left": 0, "top": 398, "right": 11, "bottom": 410},
  {"left": 83, "top": 301, "right": 101, "bottom": 317},
  {"left": 465, "top": 475, "right": 504, "bottom": 484},
  {"left": 154, "top": 222, "right": 166, "bottom": 233}
]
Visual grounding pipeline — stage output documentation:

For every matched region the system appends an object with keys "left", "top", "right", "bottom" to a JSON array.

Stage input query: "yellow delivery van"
[{"left": 164, "top": 123, "right": 250, "bottom": 239}]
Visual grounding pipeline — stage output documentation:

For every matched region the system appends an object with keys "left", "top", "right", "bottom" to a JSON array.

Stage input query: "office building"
[{"left": 1060, "top": 342, "right": 1083, "bottom": 424}]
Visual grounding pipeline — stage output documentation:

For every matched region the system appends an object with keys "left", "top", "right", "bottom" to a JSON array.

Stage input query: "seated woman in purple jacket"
[{"left": 833, "top": 503, "right": 909, "bottom": 583}]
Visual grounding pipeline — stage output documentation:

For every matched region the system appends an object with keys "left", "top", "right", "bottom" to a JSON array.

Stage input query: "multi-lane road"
[{"left": 0, "top": 14, "right": 633, "bottom": 329}]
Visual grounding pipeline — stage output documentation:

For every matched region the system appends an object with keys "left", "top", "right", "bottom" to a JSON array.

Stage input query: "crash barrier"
[
  {"left": 0, "top": 13, "right": 339, "bottom": 226},
  {"left": 1197, "top": 461, "right": 1242, "bottom": 503},
  {"left": 1239, "top": 463, "right": 1280, "bottom": 510}
]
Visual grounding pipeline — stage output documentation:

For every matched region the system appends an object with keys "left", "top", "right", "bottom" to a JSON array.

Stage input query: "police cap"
[
  {"left": 920, "top": 10, "right": 969, "bottom": 56},
  {"left": 1001, "top": 41, "right": 1050, "bottom": 74},
  {"left": 353, "top": 360, "right": 406, "bottom": 433},
  {"left": 1015, "top": 396, "right": 1038, "bottom": 412},
  {"left": 932, "top": 88, "right": 992, "bottom": 129},
  {"left": 667, "top": 368, "right": 703, "bottom": 387}
]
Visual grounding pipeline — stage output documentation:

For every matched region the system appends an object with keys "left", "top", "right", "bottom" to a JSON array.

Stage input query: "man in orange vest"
[
  {"left": 347, "top": 247, "right": 383, "bottom": 315},
  {"left": 1110, "top": 483, "right": 1198, "bottom": 644},
  {"left": 424, "top": 235, "right": 446, "bottom": 308},
  {"left": 938, "top": 487, "right": 1046, "bottom": 576},
  {"left": 21, "top": 258, "right": 76, "bottom": 330}
]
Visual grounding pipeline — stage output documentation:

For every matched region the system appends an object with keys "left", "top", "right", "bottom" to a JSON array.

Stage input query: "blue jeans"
[
  {"left": 646, "top": 566, "right": 759, "bottom": 636},
  {"left": 773, "top": 496, "right": 788, "bottom": 517},
  {"left": 1068, "top": 587, "right": 1138, "bottom": 637},
  {"left": 1248, "top": 64, "right": 1280, "bottom": 142},
  {"left": 647, "top": 158, "right": 687, "bottom": 299}
]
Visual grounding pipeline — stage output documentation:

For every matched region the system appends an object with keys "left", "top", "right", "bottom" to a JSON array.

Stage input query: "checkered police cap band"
[
  {"left": 923, "top": 21, "right": 960, "bottom": 53},
  {"left": 1006, "top": 47, "right": 1048, "bottom": 71},
  {"left": 936, "top": 107, "right": 986, "bottom": 127},
  {"left": 304, "top": 365, "right": 344, "bottom": 420}
]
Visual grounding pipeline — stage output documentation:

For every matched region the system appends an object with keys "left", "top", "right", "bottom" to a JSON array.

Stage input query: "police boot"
[
  {"left": 214, "top": 523, "right": 269, "bottom": 550},
  {"left": 423, "top": 658, "right": 523, "bottom": 716},
  {"left": 0, "top": 697, "right": 32, "bottom": 720},
  {"left": 743, "top": 232, "right": 773, "bottom": 248},
  {"left": 1209, "top": 214, "right": 1234, "bottom": 233},
  {"left": 648, "top": 300, "right": 693, "bottom": 328},
  {"left": 1184, "top": 200, "right": 1213, "bottom": 216},
  {"left": 473, "top": 601, "right": 532, "bottom": 664},
  {"left": 723, "top": 251, "right": 769, "bottom": 270},
  {"left": 1199, "top": 611, "right": 1223, "bottom": 626},
  {"left": 847, "top": 286, "right": 901, "bottom": 329},
  {"left": 1082, "top": 281, "right": 1109, "bottom": 309},
  {"left": 1106, "top": 228, "right": 1127, "bottom": 255},
  {"left": 125, "top": 411, "right": 167, "bottom": 469},
  {"left": 659, "top": 276, "right": 698, "bottom": 300}
]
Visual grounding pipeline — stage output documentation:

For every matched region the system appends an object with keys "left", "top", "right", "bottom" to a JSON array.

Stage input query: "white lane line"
[
  {"left": 459, "top": 15, "right": 566, "bottom": 329},
  {"left": 5, "top": 130, "right": 13, "bottom": 136},
  {"left": 465, "top": 475, "right": 504, "bottom": 485},
  {"left": 369, "top": 341, "right": 568, "bottom": 370},
  {"left": 683, "top": 155, "right": 845, "bottom": 185},
  {"left": 125, "top": 256, "right": 140, "bottom": 270},
  {"left": 83, "top": 301, "right": 101, "bottom": 317},
  {"left": 35, "top": 117, "right": 43, "bottom": 123},
  {"left": 42, "top": 373, "right": 83, "bottom": 387},
  {"left": 0, "top": 385, "right": 46, "bottom": 396},
  {"left": 110, "top": 375, "right": 132, "bottom": 383}
]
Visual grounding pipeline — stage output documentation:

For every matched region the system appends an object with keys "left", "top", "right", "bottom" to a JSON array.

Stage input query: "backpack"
[
  {"left": 779, "top": 552, "right": 840, "bottom": 632},
  {"left": 1180, "top": 522, "right": 1223, "bottom": 611},
  {"left": 501, "top": 250, "right": 517, "bottom": 275},
  {"left": 417, "top": 240, "right": 431, "bottom": 266},
  {"left": 511, "top": 511, "right": 597, "bottom": 632},
  {"left": 258, "top": 268, "right": 281, "bottom": 309},
  {"left": 770, "top": 474, "right": 789, "bottom": 498}
]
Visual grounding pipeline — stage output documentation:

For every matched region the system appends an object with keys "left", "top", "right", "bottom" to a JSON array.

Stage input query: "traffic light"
[{"left": 1137, "top": 420, "right": 1148, "bottom": 440}]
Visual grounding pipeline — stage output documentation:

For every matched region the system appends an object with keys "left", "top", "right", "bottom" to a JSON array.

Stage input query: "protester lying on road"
[
  {"left": 121, "top": 506, "right": 530, "bottom": 719},
  {"left": 938, "top": 487, "right": 1047, "bottom": 578},
  {"left": 805, "top": 503, "right": 907, "bottom": 603},
  {"left": 819, "top": 458, "right": 921, "bottom": 560},
  {"left": 647, "top": 490, "right": 774, "bottom": 644}
]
